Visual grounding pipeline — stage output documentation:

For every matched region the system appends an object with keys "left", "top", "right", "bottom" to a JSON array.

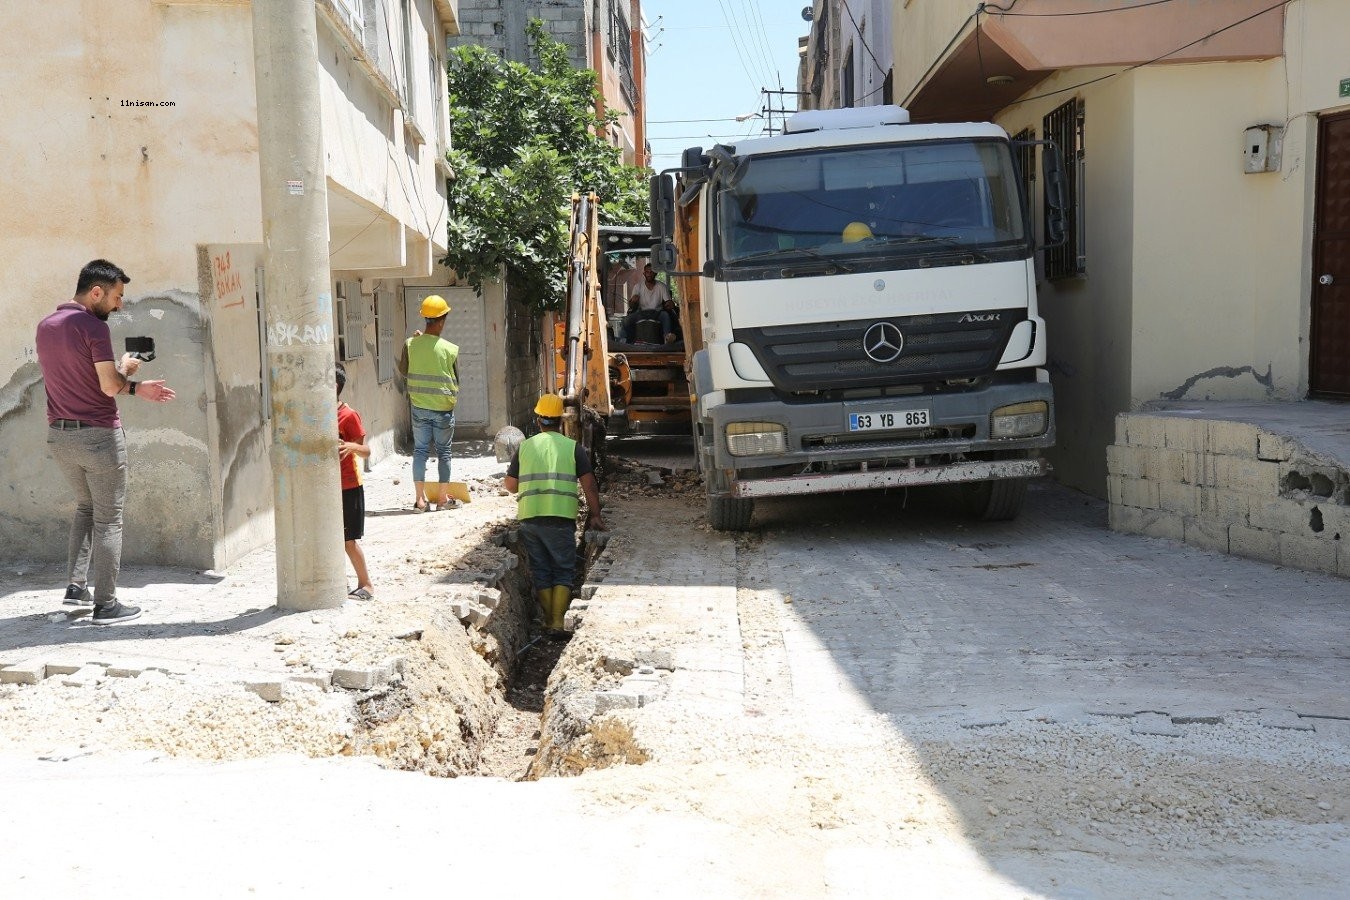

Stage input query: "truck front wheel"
[
  {"left": 959, "top": 478, "right": 1027, "bottom": 521},
  {"left": 705, "top": 466, "right": 753, "bottom": 531}
]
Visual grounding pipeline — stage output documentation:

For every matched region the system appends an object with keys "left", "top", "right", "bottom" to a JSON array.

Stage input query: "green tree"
[{"left": 443, "top": 21, "right": 649, "bottom": 311}]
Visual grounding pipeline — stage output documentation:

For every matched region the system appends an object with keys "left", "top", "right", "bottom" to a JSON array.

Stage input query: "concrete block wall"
[
  {"left": 1107, "top": 413, "right": 1350, "bottom": 579},
  {"left": 448, "top": 0, "right": 589, "bottom": 68}
]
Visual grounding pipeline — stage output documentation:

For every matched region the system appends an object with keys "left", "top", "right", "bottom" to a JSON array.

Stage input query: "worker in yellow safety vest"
[
  {"left": 504, "top": 394, "right": 606, "bottom": 636},
  {"left": 397, "top": 294, "right": 459, "bottom": 511}
]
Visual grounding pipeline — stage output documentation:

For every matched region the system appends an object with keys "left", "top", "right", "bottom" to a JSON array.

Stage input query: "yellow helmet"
[
  {"left": 420, "top": 295, "right": 451, "bottom": 318},
  {"left": 842, "top": 221, "right": 874, "bottom": 244},
  {"left": 534, "top": 393, "right": 565, "bottom": 418}
]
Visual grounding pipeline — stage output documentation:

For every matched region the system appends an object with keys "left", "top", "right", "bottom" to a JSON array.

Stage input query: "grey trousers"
[{"left": 47, "top": 425, "right": 127, "bottom": 604}]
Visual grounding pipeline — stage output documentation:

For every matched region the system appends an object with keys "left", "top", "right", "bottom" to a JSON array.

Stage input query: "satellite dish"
[{"left": 801, "top": 6, "right": 813, "bottom": 22}]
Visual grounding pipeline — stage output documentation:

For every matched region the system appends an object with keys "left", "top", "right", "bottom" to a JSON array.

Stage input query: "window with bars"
[
  {"left": 1043, "top": 98, "right": 1085, "bottom": 280},
  {"left": 375, "top": 289, "right": 397, "bottom": 383},
  {"left": 399, "top": 0, "right": 415, "bottom": 117},
  {"left": 334, "top": 280, "right": 365, "bottom": 361}
]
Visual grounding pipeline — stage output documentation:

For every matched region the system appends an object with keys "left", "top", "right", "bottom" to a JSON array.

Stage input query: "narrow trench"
[
  {"left": 360, "top": 453, "right": 668, "bottom": 780},
  {"left": 473, "top": 635, "right": 567, "bottom": 778},
  {"left": 471, "top": 524, "right": 608, "bottom": 780},
  {"left": 468, "top": 454, "right": 642, "bottom": 779}
]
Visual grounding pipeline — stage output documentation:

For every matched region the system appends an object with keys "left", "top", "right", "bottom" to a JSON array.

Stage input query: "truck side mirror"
[
  {"left": 651, "top": 241, "right": 678, "bottom": 274},
  {"left": 650, "top": 174, "right": 676, "bottom": 241},
  {"left": 1042, "top": 142, "right": 1069, "bottom": 247}
]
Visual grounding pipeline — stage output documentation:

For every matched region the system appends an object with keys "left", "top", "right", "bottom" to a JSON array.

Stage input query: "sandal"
[
  {"left": 348, "top": 587, "right": 374, "bottom": 601},
  {"left": 412, "top": 500, "right": 429, "bottom": 513}
]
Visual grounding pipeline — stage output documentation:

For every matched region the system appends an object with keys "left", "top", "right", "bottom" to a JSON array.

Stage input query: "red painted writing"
[{"left": 212, "top": 251, "right": 245, "bottom": 309}]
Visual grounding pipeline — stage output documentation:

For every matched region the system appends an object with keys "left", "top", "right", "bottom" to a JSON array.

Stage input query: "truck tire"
[
  {"left": 705, "top": 465, "right": 753, "bottom": 531},
  {"left": 708, "top": 494, "right": 754, "bottom": 531},
  {"left": 960, "top": 478, "right": 1027, "bottom": 521}
]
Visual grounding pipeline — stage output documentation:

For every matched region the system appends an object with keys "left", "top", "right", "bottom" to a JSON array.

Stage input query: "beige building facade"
[
  {"left": 889, "top": 0, "right": 1350, "bottom": 496},
  {"left": 0, "top": 0, "right": 476, "bottom": 571}
]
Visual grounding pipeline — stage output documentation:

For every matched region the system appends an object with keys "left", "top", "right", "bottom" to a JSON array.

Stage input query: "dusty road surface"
[{"left": 1, "top": 438, "right": 1346, "bottom": 899}]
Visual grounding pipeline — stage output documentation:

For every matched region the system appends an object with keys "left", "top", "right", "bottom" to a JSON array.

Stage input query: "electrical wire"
[
  {"left": 738, "top": 0, "right": 781, "bottom": 89},
  {"left": 988, "top": 0, "right": 1178, "bottom": 15},
  {"left": 716, "top": 0, "right": 771, "bottom": 90},
  {"left": 838, "top": 0, "right": 886, "bottom": 75},
  {"left": 1003, "top": 0, "right": 1292, "bottom": 110}
]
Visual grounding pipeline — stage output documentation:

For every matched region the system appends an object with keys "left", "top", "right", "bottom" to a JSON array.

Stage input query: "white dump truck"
[{"left": 649, "top": 105, "right": 1069, "bottom": 529}]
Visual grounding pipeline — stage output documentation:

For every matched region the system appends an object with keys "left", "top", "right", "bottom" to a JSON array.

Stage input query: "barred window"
[
  {"left": 335, "top": 280, "right": 364, "bottom": 362},
  {"left": 1043, "top": 98, "right": 1085, "bottom": 280}
]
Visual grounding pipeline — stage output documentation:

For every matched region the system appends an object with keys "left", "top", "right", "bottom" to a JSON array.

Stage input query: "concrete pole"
[{"left": 252, "top": 0, "right": 345, "bottom": 610}]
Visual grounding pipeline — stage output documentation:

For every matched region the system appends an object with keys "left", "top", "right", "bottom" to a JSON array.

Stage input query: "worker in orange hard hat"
[
  {"left": 503, "top": 394, "right": 606, "bottom": 637},
  {"left": 397, "top": 294, "right": 460, "bottom": 511}
]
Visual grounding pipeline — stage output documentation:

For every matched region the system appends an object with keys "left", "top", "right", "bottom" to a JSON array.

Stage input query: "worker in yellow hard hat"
[
  {"left": 503, "top": 394, "right": 606, "bottom": 637},
  {"left": 842, "top": 221, "right": 874, "bottom": 244},
  {"left": 397, "top": 294, "right": 460, "bottom": 511}
]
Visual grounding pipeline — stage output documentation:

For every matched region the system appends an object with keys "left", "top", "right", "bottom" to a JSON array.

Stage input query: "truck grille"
[{"left": 733, "top": 309, "right": 1023, "bottom": 392}]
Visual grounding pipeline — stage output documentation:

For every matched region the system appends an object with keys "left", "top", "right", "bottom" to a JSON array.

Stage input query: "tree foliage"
[{"left": 442, "top": 21, "right": 649, "bottom": 311}]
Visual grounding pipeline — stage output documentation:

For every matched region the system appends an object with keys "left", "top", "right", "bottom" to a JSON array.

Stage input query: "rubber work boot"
[
  {"left": 536, "top": 591, "right": 554, "bottom": 631},
  {"left": 550, "top": 585, "right": 572, "bottom": 632}
]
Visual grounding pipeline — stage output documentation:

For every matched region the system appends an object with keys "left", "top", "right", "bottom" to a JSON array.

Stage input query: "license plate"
[{"left": 847, "top": 408, "right": 931, "bottom": 432}]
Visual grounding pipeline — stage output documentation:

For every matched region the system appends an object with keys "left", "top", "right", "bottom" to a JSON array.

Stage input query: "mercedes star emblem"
[{"left": 862, "top": 321, "right": 904, "bottom": 363}]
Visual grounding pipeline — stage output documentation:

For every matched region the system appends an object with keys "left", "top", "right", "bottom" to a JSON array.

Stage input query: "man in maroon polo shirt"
[{"left": 35, "top": 259, "right": 176, "bottom": 624}]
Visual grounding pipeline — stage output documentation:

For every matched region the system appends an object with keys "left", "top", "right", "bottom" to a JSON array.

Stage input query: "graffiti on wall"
[{"left": 212, "top": 250, "right": 246, "bottom": 309}]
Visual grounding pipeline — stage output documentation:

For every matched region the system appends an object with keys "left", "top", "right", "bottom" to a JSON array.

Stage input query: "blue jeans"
[
  {"left": 622, "top": 309, "right": 674, "bottom": 343},
  {"left": 411, "top": 405, "right": 455, "bottom": 483},
  {"left": 48, "top": 425, "right": 127, "bottom": 604}
]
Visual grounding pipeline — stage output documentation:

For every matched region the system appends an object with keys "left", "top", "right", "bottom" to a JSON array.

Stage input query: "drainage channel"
[{"left": 348, "top": 522, "right": 605, "bottom": 780}]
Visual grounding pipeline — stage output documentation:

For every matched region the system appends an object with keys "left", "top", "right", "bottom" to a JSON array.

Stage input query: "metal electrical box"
[{"left": 1243, "top": 124, "right": 1283, "bottom": 174}]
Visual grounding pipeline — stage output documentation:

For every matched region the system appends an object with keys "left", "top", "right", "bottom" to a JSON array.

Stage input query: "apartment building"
[{"left": 0, "top": 0, "right": 466, "bottom": 570}]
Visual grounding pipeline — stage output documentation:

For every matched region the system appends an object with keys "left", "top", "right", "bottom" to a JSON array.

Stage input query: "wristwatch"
[{"left": 128, "top": 381, "right": 138, "bottom": 396}]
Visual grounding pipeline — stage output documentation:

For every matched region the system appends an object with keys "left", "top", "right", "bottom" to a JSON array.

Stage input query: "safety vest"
[
  {"left": 517, "top": 431, "right": 580, "bottom": 520},
  {"left": 406, "top": 334, "right": 459, "bottom": 411}
]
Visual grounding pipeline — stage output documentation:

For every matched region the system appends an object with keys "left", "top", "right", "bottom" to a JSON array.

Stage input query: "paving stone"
[
  {"left": 244, "top": 680, "right": 284, "bottom": 703},
  {"left": 960, "top": 714, "right": 1009, "bottom": 729},
  {"left": 1260, "top": 708, "right": 1315, "bottom": 731},
  {"left": 61, "top": 665, "right": 108, "bottom": 687},
  {"left": 594, "top": 687, "right": 644, "bottom": 714},
  {"left": 1131, "top": 713, "right": 1182, "bottom": 737},
  {"left": 332, "top": 664, "right": 392, "bottom": 691},
  {"left": 1171, "top": 712, "right": 1224, "bottom": 725},
  {"left": 288, "top": 673, "right": 331, "bottom": 690},
  {"left": 0, "top": 660, "right": 48, "bottom": 685}
]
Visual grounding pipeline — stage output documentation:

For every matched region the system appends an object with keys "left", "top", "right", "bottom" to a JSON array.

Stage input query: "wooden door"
[{"left": 1310, "top": 112, "right": 1350, "bottom": 398}]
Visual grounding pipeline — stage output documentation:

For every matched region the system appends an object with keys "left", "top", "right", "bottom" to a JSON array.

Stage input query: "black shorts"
[{"left": 342, "top": 486, "right": 365, "bottom": 541}]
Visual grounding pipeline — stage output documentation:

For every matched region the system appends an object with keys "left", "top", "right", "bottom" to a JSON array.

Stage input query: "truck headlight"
[
  {"left": 726, "top": 422, "right": 787, "bottom": 456},
  {"left": 990, "top": 401, "right": 1048, "bottom": 439}
]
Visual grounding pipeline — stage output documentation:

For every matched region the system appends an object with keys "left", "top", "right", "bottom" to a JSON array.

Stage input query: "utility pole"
[{"left": 251, "top": 0, "right": 345, "bottom": 610}]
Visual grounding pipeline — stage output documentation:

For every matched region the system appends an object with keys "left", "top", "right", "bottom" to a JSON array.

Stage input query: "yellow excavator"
[{"left": 547, "top": 192, "right": 691, "bottom": 465}]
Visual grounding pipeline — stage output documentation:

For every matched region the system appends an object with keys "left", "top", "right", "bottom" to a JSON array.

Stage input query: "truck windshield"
[{"left": 717, "top": 139, "right": 1026, "bottom": 266}]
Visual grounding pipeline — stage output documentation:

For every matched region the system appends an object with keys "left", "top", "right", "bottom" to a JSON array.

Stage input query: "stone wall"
[{"left": 1107, "top": 412, "right": 1350, "bottom": 579}]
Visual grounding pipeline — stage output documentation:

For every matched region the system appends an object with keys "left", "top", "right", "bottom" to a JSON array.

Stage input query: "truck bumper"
[
  {"left": 708, "top": 379, "right": 1054, "bottom": 480},
  {"left": 730, "top": 457, "right": 1049, "bottom": 498}
]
